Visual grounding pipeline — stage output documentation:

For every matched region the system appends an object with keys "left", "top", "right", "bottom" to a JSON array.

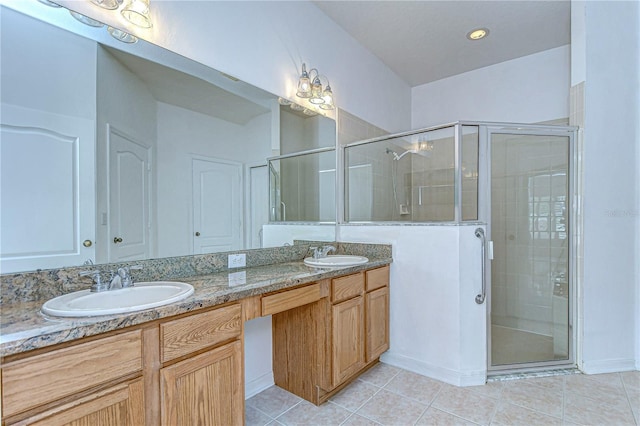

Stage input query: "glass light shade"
[
  {"left": 121, "top": 0, "right": 153, "bottom": 28},
  {"left": 309, "top": 77, "right": 324, "bottom": 104},
  {"left": 90, "top": 0, "right": 122, "bottom": 10},
  {"left": 108, "top": 26, "right": 138, "bottom": 43},
  {"left": 69, "top": 11, "right": 104, "bottom": 27},
  {"left": 319, "top": 85, "right": 335, "bottom": 110},
  {"left": 296, "top": 64, "right": 311, "bottom": 98},
  {"left": 37, "top": 0, "right": 62, "bottom": 8}
]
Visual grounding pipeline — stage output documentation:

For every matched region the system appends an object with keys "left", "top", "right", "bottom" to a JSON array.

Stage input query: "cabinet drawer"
[
  {"left": 366, "top": 266, "right": 389, "bottom": 292},
  {"left": 262, "top": 283, "right": 323, "bottom": 316},
  {"left": 161, "top": 304, "right": 242, "bottom": 363},
  {"left": 331, "top": 273, "right": 364, "bottom": 303},
  {"left": 2, "top": 329, "right": 142, "bottom": 418}
]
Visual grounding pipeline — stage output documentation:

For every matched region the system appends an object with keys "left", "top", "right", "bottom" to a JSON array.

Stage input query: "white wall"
[
  {"left": 0, "top": 7, "right": 96, "bottom": 120},
  {"left": 53, "top": 0, "right": 411, "bottom": 134},
  {"left": 339, "top": 224, "right": 487, "bottom": 386},
  {"left": 96, "top": 47, "right": 157, "bottom": 263},
  {"left": 155, "top": 102, "right": 272, "bottom": 258},
  {"left": 579, "top": 0, "right": 639, "bottom": 374},
  {"left": 411, "top": 46, "right": 570, "bottom": 128}
]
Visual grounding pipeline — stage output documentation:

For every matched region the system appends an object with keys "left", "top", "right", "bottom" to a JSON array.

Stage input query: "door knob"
[
  {"left": 113, "top": 237, "right": 123, "bottom": 243},
  {"left": 195, "top": 232, "right": 201, "bottom": 237},
  {"left": 83, "top": 239, "right": 93, "bottom": 247}
]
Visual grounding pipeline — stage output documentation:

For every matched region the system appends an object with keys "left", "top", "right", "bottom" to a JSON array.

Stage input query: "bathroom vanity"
[{"left": 0, "top": 245, "right": 391, "bottom": 426}]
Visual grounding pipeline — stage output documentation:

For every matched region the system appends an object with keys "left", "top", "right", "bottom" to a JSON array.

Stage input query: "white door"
[
  {"left": 108, "top": 126, "right": 151, "bottom": 262},
  {"left": 0, "top": 104, "right": 95, "bottom": 273},
  {"left": 248, "top": 165, "right": 269, "bottom": 248},
  {"left": 192, "top": 158, "right": 243, "bottom": 254}
]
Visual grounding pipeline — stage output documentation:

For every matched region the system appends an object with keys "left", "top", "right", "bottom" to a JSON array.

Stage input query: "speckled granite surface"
[{"left": 0, "top": 243, "right": 391, "bottom": 357}]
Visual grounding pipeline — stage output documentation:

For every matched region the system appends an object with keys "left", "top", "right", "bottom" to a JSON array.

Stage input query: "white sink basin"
[
  {"left": 42, "top": 281, "right": 194, "bottom": 317},
  {"left": 303, "top": 255, "right": 369, "bottom": 268}
]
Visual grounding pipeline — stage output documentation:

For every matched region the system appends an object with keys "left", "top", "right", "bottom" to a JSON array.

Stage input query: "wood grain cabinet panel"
[
  {"left": 331, "top": 273, "right": 364, "bottom": 303},
  {"left": 366, "top": 286, "right": 390, "bottom": 363},
  {"left": 161, "top": 340, "right": 244, "bottom": 426},
  {"left": 365, "top": 266, "right": 390, "bottom": 292},
  {"left": 331, "top": 296, "right": 365, "bottom": 386},
  {"left": 1, "top": 330, "right": 142, "bottom": 418},
  {"left": 160, "top": 304, "right": 242, "bottom": 363},
  {"left": 11, "top": 379, "right": 144, "bottom": 426},
  {"left": 261, "top": 283, "right": 324, "bottom": 316}
]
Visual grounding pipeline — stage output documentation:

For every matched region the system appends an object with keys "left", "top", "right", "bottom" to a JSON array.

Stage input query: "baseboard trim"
[
  {"left": 245, "top": 372, "right": 275, "bottom": 400},
  {"left": 380, "top": 351, "right": 486, "bottom": 386},
  {"left": 581, "top": 358, "right": 637, "bottom": 374}
]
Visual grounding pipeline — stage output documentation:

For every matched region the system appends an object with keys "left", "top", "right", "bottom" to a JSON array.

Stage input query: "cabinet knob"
[
  {"left": 83, "top": 239, "right": 93, "bottom": 247},
  {"left": 195, "top": 232, "right": 201, "bottom": 237},
  {"left": 113, "top": 237, "right": 123, "bottom": 244}
]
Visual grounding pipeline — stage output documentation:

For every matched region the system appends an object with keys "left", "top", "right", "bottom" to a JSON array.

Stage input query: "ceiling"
[{"left": 313, "top": 0, "right": 571, "bottom": 87}]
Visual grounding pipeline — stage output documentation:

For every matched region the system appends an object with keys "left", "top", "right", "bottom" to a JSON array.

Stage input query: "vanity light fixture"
[
  {"left": 70, "top": 11, "right": 104, "bottom": 27},
  {"left": 107, "top": 26, "right": 138, "bottom": 43},
  {"left": 90, "top": 0, "right": 123, "bottom": 10},
  {"left": 466, "top": 27, "right": 489, "bottom": 40},
  {"left": 37, "top": 0, "right": 62, "bottom": 8},
  {"left": 295, "top": 63, "right": 335, "bottom": 110},
  {"left": 121, "top": 0, "right": 153, "bottom": 28}
]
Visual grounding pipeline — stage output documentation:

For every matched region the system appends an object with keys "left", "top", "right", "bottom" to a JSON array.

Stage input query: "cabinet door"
[
  {"left": 332, "top": 296, "right": 365, "bottom": 386},
  {"left": 161, "top": 340, "right": 243, "bottom": 426},
  {"left": 366, "top": 286, "right": 390, "bottom": 363},
  {"left": 14, "top": 379, "right": 144, "bottom": 426}
]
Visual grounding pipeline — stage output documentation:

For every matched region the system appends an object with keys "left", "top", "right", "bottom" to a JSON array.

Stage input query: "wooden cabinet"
[
  {"left": 1, "top": 304, "right": 243, "bottom": 426},
  {"left": 159, "top": 305, "right": 243, "bottom": 426},
  {"left": 271, "top": 266, "right": 390, "bottom": 405},
  {"left": 331, "top": 295, "right": 365, "bottom": 385},
  {"left": 1, "top": 330, "right": 143, "bottom": 425},
  {"left": 11, "top": 379, "right": 145, "bottom": 426},
  {"left": 1, "top": 263, "right": 390, "bottom": 422},
  {"left": 161, "top": 340, "right": 243, "bottom": 426}
]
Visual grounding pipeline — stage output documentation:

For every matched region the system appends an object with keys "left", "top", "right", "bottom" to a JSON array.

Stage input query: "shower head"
[{"left": 386, "top": 147, "right": 417, "bottom": 160}]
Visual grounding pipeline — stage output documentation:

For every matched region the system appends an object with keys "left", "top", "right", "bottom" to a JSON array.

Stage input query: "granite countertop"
[{"left": 0, "top": 257, "right": 391, "bottom": 357}]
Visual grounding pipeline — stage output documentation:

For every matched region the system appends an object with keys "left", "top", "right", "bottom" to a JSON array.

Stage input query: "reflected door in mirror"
[
  {"left": 0, "top": 105, "right": 96, "bottom": 273},
  {"left": 192, "top": 158, "right": 243, "bottom": 254},
  {"left": 108, "top": 126, "right": 151, "bottom": 263}
]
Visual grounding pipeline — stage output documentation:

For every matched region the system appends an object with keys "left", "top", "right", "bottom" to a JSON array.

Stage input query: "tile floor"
[{"left": 246, "top": 363, "right": 639, "bottom": 426}]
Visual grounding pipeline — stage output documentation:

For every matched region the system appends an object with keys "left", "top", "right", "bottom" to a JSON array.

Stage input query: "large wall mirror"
[{"left": 0, "top": 3, "right": 336, "bottom": 273}]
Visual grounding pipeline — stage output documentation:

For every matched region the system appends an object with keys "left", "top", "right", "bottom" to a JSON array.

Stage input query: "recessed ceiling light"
[{"left": 467, "top": 28, "right": 490, "bottom": 40}]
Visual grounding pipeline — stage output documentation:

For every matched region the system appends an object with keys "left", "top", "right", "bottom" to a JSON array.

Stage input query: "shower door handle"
[{"left": 475, "top": 227, "right": 486, "bottom": 305}]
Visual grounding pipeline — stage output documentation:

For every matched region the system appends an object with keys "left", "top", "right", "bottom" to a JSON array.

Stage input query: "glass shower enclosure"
[{"left": 337, "top": 121, "right": 577, "bottom": 373}]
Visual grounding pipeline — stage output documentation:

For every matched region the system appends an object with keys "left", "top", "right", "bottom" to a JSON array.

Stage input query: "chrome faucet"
[
  {"left": 311, "top": 245, "right": 336, "bottom": 259},
  {"left": 80, "top": 265, "right": 142, "bottom": 292}
]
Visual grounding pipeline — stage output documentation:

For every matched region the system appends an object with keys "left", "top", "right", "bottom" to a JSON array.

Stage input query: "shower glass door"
[{"left": 488, "top": 130, "right": 573, "bottom": 370}]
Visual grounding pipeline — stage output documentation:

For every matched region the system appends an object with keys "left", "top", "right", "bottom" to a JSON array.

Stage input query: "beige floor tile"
[
  {"left": 330, "top": 379, "right": 380, "bottom": 411},
  {"left": 341, "top": 413, "right": 383, "bottom": 425},
  {"left": 276, "top": 401, "right": 352, "bottom": 426},
  {"left": 564, "top": 392, "right": 636, "bottom": 426},
  {"left": 358, "top": 363, "right": 401, "bottom": 387},
  {"left": 356, "top": 389, "right": 427, "bottom": 425},
  {"left": 383, "top": 370, "right": 443, "bottom": 405},
  {"left": 247, "top": 386, "right": 302, "bottom": 418},
  {"left": 492, "top": 402, "right": 563, "bottom": 426},
  {"left": 502, "top": 379, "right": 563, "bottom": 418},
  {"left": 415, "top": 407, "right": 477, "bottom": 425},
  {"left": 246, "top": 405, "right": 275, "bottom": 426},
  {"left": 431, "top": 386, "right": 498, "bottom": 425},
  {"left": 621, "top": 370, "right": 640, "bottom": 391},
  {"left": 466, "top": 380, "right": 504, "bottom": 400},
  {"left": 565, "top": 374, "right": 630, "bottom": 409},
  {"left": 523, "top": 375, "right": 565, "bottom": 393}
]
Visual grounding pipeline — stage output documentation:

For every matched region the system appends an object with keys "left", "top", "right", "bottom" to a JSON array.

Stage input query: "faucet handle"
[
  {"left": 117, "top": 265, "right": 143, "bottom": 287},
  {"left": 79, "top": 269, "right": 108, "bottom": 292}
]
